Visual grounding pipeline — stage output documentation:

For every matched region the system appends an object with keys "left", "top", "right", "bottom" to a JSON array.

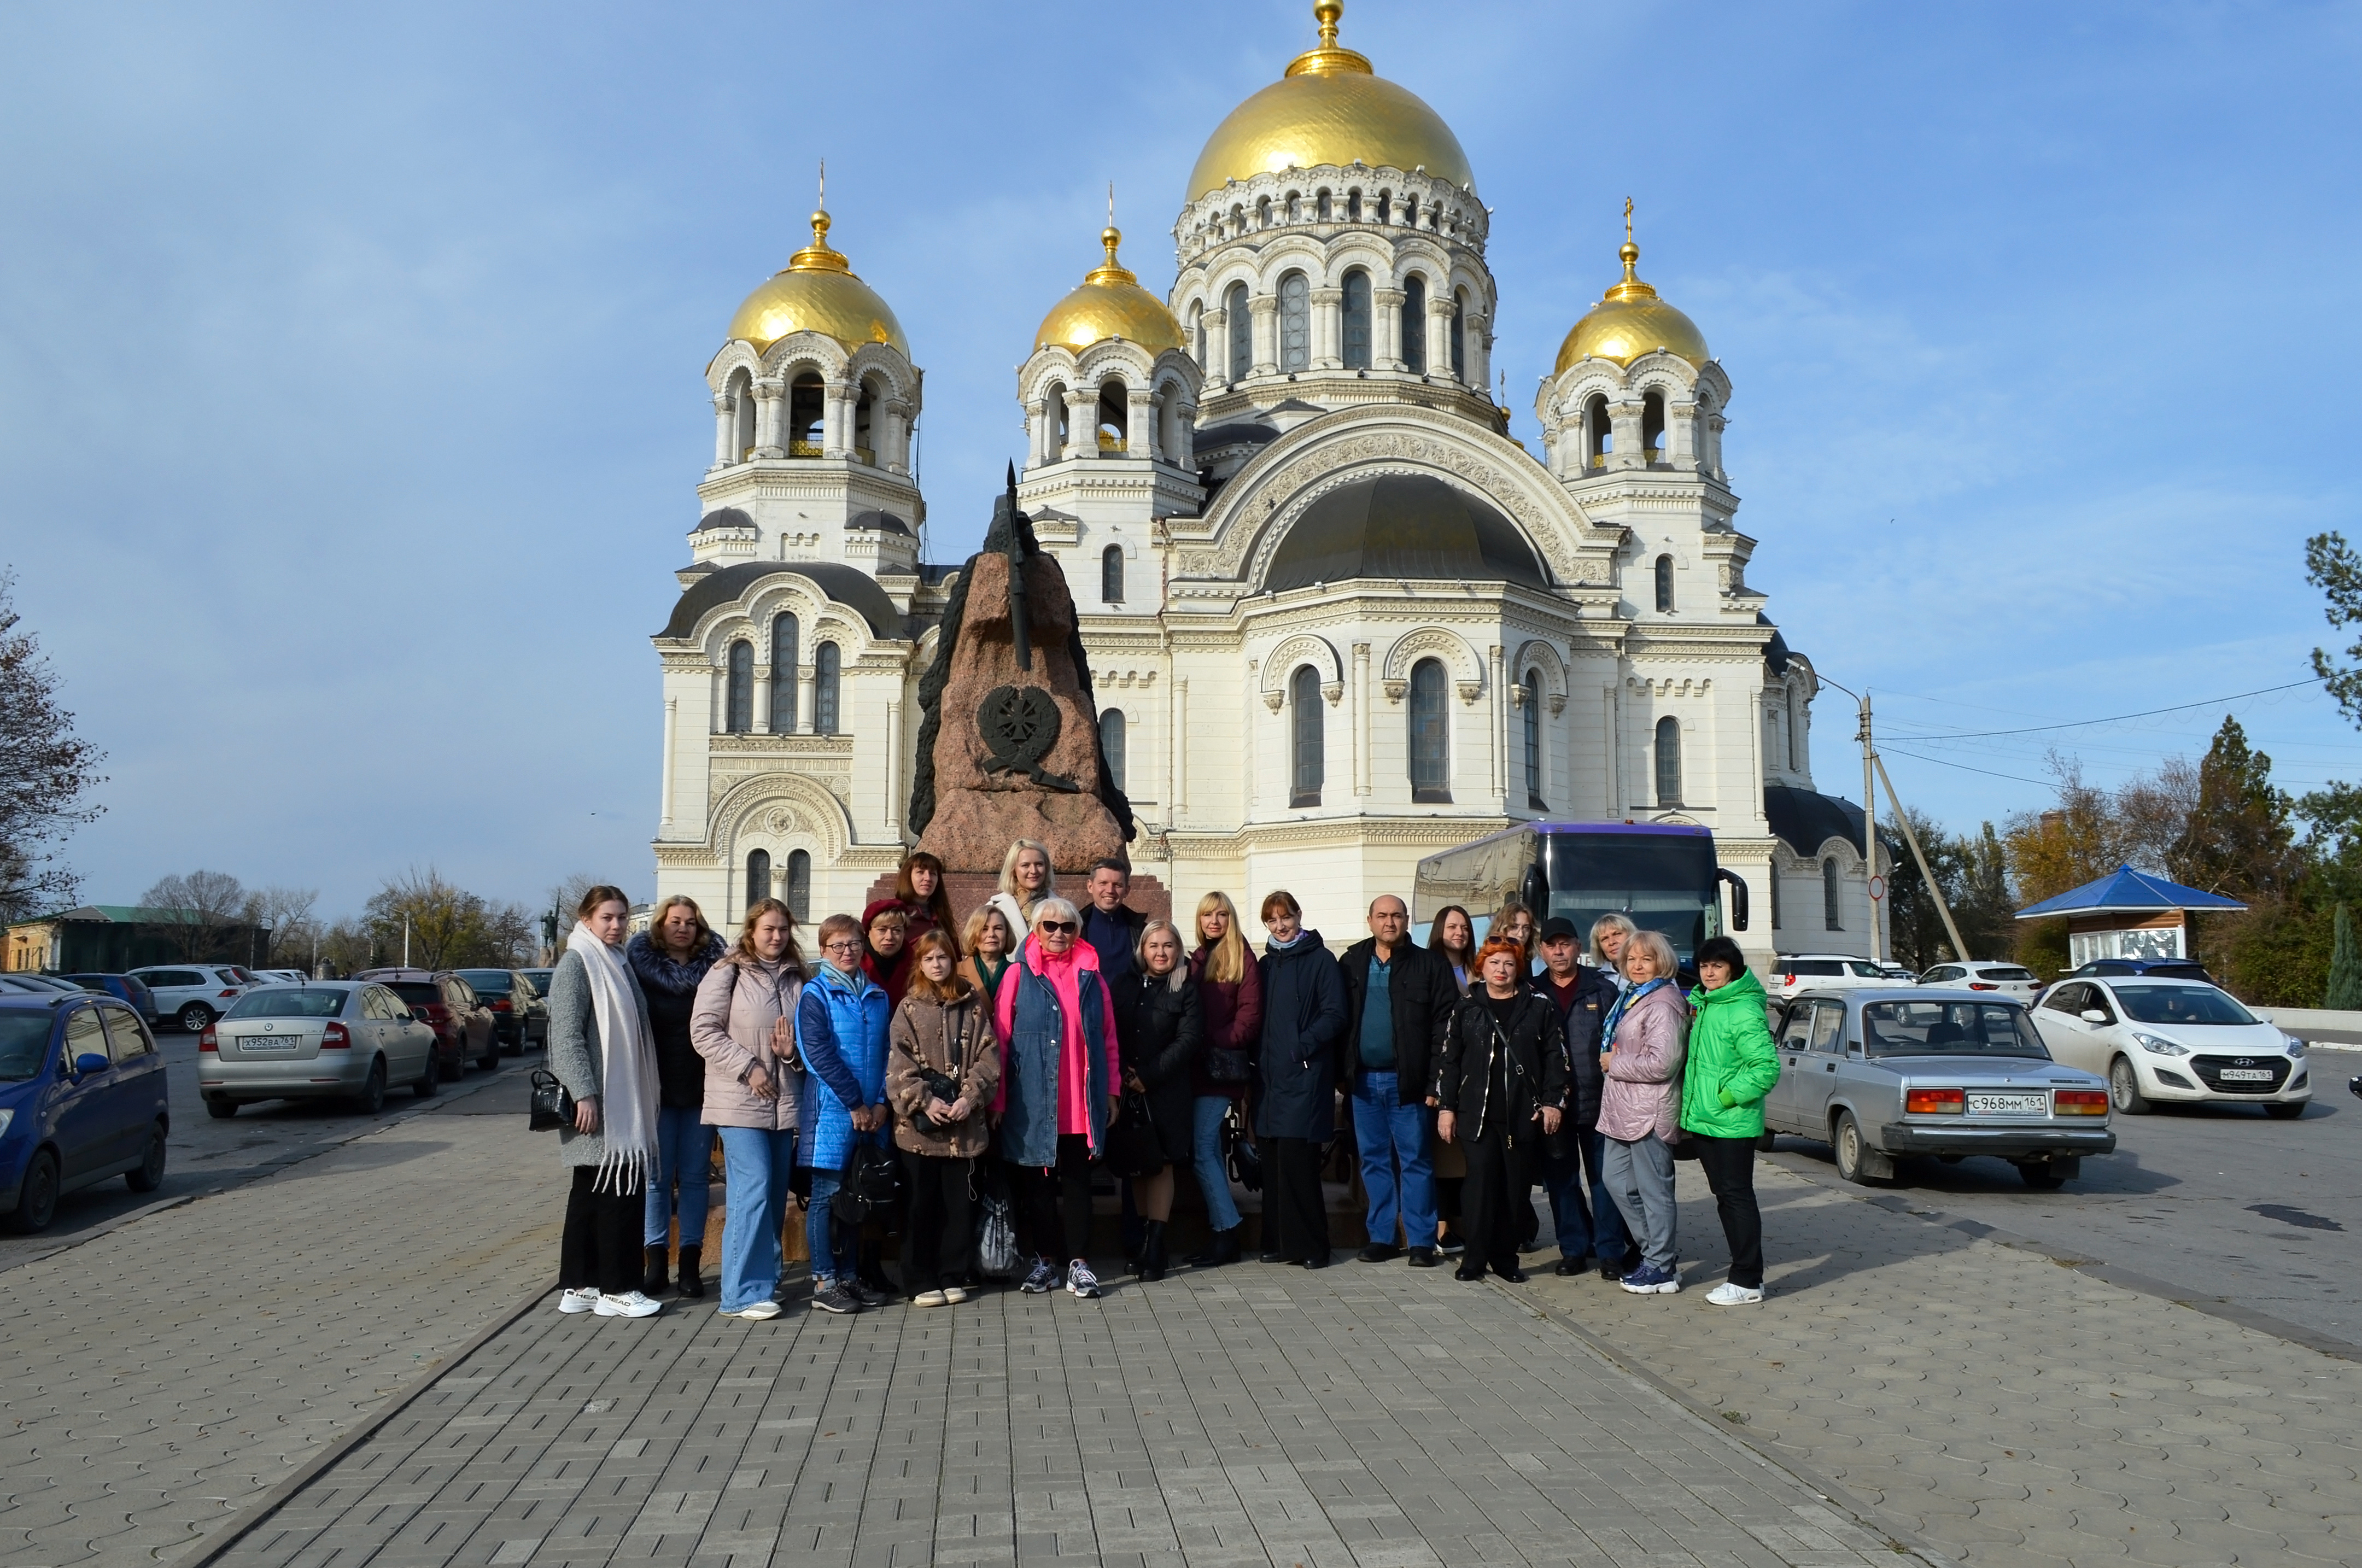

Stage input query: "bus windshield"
[{"left": 1542, "top": 832, "right": 1719, "bottom": 963}]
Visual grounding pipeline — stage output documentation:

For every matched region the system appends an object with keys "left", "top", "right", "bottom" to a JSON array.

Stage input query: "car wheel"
[
  {"left": 126, "top": 1122, "right": 168, "bottom": 1192},
  {"left": 2019, "top": 1161, "right": 2067, "bottom": 1191},
  {"left": 413, "top": 1049, "right": 440, "bottom": 1098},
  {"left": 1832, "top": 1110, "right": 1890, "bottom": 1185},
  {"left": 178, "top": 1002, "right": 212, "bottom": 1033},
  {"left": 354, "top": 1057, "right": 388, "bottom": 1115},
  {"left": 1755, "top": 1129, "right": 1777, "bottom": 1153},
  {"left": 2108, "top": 1056, "right": 2151, "bottom": 1115},
  {"left": 2265, "top": 1102, "right": 2306, "bottom": 1120},
  {"left": 206, "top": 1096, "right": 239, "bottom": 1119},
  {"left": 477, "top": 1029, "right": 499, "bottom": 1073},
  {"left": 6, "top": 1149, "right": 59, "bottom": 1232}
]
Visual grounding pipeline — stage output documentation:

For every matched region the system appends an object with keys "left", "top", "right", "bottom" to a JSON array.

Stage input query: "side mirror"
[
  {"left": 2080, "top": 1009, "right": 2108, "bottom": 1024},
  {"left": 74, "top": 1051, "right": 110, "bottom": 1076},
  {"left": 1717, "top": 868, "right": 1750, "bottom": 932}
]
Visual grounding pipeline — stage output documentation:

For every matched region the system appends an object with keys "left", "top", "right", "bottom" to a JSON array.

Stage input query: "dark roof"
[
  {"left": 694, "top": 507, "right": 756, "bottom": 533},
  {"left": 847, "top": 510, "right": 910, "bottom": 535},
  {"left": 1757, "top": 612, "right": 1790, "bottom": 676},
  {"left": 1264, "top": 474, "right": 1548, "bottom": 592},
  {"left": 1196, "top": 422, "right": 1278, "bottom": 448},
  {"left": 657, "top": 561, "right": 905, "bottom": 640},
  {"left": 1764, "top": 785, "right": 1866, "bottom": 858}
]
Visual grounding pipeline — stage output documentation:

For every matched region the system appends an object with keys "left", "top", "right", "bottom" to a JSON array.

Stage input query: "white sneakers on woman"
[
  {"left": 595, "top": 1290, "right": 663, "bottom": 1318},
  {"left": 557, "top": 1288, "right": 600, "bottom": 1314},
  {"left": 1705, "top": 1282, "right": 1765, "bottom": 1306},
  {"left": 721, "top": 1300, "right": 782, "bottom": 1320}
]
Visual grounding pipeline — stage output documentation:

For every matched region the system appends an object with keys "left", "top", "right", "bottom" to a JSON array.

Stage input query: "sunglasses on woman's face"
[{"left": 1037, "top": 920, "right": 1079, "bottom": 935}]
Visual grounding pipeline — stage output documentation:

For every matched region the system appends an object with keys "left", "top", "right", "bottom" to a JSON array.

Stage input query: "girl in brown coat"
[{"left": 886, "top": 931, "right": 1003, "bottom": 1306}]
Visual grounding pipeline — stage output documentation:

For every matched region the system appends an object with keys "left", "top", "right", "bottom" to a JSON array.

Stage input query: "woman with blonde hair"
[
  {"left": 1597, "top": 928, "right": 1691, "bottom": 1295},
  {"left": 983, "top": 839, "right": 1055, "bottom": 947},
  {"left": 1114, "top": 918, "right": 1202, "bottom": 1281},
  {"left": 626, "top": 893, "right": 728, "bottom": 1298},
  {"left": 1184, "top": 891, "right": 1259, "bottom": 1265},
  {"left": 956, "top": 904, "right": 1017, "bottom": 1003},
  {"left": 689, "top": 897, "right": 807, "bottom": 1319}
]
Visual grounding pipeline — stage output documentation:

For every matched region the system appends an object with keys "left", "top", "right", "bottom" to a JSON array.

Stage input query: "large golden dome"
[
  {"left": 1035, "top": 227, "right": 1184, "bottom": 353},
  {"left": 1554, "top": 241, "right": 1710, "bottom": 372},
  {"left": 1185, "top": 2, "right": 1474, "bottom": 202},
  {"left": 726, "top": 210, "right": 909, "bottom": 357}
]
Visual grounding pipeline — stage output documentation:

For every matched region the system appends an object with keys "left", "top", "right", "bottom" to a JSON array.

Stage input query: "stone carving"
[{"left": 978, "top": 685, "right": 1077, "bottom": 791}]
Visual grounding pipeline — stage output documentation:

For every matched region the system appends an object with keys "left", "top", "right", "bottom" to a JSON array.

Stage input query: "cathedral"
[{"left": 648, "top": 1, "right": 1887, "bottom": 965}]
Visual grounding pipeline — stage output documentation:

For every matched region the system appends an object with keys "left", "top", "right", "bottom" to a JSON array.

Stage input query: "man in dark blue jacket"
[
  {"left": 1338, "top": 895, "right": 1451, "bottom": 1267},
  {"left": 1256, "top": 891, "right": 1346, "bottom": 1268},
  {"left": 1530, "top": 917, "right": 1633, "bottom": 1277}
]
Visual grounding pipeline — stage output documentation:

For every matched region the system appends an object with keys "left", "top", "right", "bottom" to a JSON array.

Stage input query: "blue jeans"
[
  {"left": 644, "top": 1108, "right": 715, "bottom": 1248},
  {"left": 1191, "top": 1096, "right": 1242, "bottom": 1232},
  {"left": 1540, "top": 1126, "right": 1629, "bottom": 1262},
  {"left": 804, "top": 1166, "right": 844, "bottom": 1284},
  {"left": 716, "top": 1127, "right": 795, "bottom": 1310},
  {"left": 1348, "top": 1072, "right": 1436, "bottom": 1249}
]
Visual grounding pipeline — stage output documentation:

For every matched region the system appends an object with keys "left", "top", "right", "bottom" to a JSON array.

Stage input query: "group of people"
[{"left": 537, "top": 844, "right": 1781, "bottom": 1321}]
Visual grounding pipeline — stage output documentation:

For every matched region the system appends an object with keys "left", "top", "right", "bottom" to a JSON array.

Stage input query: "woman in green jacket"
[{"left": 1680, "top": 935, "right": 1781, "bottom": 1305}]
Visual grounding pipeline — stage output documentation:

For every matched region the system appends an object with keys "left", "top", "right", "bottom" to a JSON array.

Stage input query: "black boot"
[
  {"left": 1141, "top": 1220, "right": 1169, "bottom": 1282},
  {"left": 1125, "top": 1226, "right": 1148, "bottom": 1278},
  {"left": 641, "top": 1245, "right": 671, "bottom": 1297},
  {"left": 676, "top": 1245, "right": 704, "bottom": 1300},
  {"left": 1200, "top": 1224, "right": 1242, "bottom": 1266}
]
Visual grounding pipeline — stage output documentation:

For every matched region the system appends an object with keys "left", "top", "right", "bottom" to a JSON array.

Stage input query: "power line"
[
  {"left": 1884, "top": 679, "right": 2318, "bottom": 742},
  {"left": 1879, "top": 747, "right": 2068, "bottom": 789}
]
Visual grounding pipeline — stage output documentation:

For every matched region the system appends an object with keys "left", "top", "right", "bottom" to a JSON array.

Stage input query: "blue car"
[{"left": 0, "top": 992, "right": 171, "bottom": 1232}]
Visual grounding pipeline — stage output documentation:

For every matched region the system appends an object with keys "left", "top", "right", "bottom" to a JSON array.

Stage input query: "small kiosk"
[{"left": 2014, "top": 865, "right": 2247, "bottom": 967}]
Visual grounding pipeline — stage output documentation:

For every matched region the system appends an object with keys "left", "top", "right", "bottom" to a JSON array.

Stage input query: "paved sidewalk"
[
  {"left": 0, "top": 1089, "right": 565, "bottom": 1566},
  {"left": 207, "top": 1266, "right": 1916, "bottom": 1568},
  {"left": 1532, "top": 1158, "right": 2362, "bottom": 1566}
]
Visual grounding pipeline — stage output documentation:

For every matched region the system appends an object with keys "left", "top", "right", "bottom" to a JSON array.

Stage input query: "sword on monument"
[{"left": 1004, "top": 459, "right": 1032, "bottom": 672}]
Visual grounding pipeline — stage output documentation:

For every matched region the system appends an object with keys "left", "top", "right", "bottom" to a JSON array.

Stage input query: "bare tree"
[
  {"left": 141, "top": 869, "right": 260, "bottom": 961},
  {"left": 256, "top": 885, "right": 321, "bottom": 967},
  {"left": 0, "top": 571, "right": 106, "bottom": 919}
]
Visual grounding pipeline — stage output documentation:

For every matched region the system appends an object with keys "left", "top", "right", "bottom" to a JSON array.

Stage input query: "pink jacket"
[
  {"left": 1596, "top": 981, "right": 1690, "bottom": 1143},
  {"left": 689, "top": 955, "right": 804, "bottom": 1132}
]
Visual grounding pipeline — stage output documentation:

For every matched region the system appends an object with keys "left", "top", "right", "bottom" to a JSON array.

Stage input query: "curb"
[{"left": 173, "top": 1275, "right": 557, "bottom": 1566}]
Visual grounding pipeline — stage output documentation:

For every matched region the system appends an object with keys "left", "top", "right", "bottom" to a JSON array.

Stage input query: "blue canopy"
[{"left": 2015, "top": 864, "right": 2248, "bottom": 921}]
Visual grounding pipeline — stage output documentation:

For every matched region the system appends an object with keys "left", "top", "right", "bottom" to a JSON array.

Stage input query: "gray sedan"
[
  {"left": 1761, "top": 988, "right": 2116, "bottom": 1190},
  {"left": 198, "top": 982, "right": 440, "bottom": 1118}
]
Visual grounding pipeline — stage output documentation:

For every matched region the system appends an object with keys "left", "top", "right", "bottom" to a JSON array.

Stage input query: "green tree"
[
  {"left": 2306, "top": 531, "right": 2362, "bottom": 724},
  {"left": 0, "top": 572, "right": 106, "bottom": 918},
  {"left": 2168, "top": 717, "right": 2298, "bottom": 902},
  {"left": 1952, "top": 822, "right": 2017, "bottom": 961},
  {"left": 2326, "top": 904, "right": 2362, "bottom": 1010}
]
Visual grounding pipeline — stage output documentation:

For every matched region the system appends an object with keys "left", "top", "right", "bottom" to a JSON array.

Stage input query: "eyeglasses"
[
  {"left": 1037, "top": 920, "right": 1078, "bottom": 935},
  {"left": 822, "top": 940, "right": 862, "bottom": 954}
]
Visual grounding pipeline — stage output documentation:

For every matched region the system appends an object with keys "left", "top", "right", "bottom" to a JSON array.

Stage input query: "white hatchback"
[
  {"left": 1917, "top": 962, "right": 2040, "bottom": 1003},
  {"left": 2027, "top": 976, "right": 2310, "bottom": 1118},
  {"left": 1770, "top": 955, "right": 1894, "bottom": 1003}
]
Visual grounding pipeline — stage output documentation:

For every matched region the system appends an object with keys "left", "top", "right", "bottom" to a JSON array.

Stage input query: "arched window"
[
  {"left": 814, "top": 641, "right": 841, "bottom": 735},
  {"left": 1523, "top": 669, "right": 1545, "bottom": 809},
  {"left": 1191, "top": 302, "right": 1205, "bottom": 369},
  {"left": 786, "top": 850, "right": 811, "bottom": 922},
  {"left": 1376, "top": 191, "right": 1392, "bottom": 225},
  {"left": 853, "top": 382, "right": 875, "bottom": 463},
  {"left": 724, "top": 640, "right": 753, "bottom": 734},
  {"left": 1585, "top": 393, "right": 1612, "bottom": 466},
  {"left": 1285, "top": 191, "right": 1302, "bottom": 223},
  {"left": 1642, "top": 390, "right": 1666, "bottom": 460},
  {"left": 1401, "top": 275, "right": 1426, "bottom": 373},
  {"left": 787, "top": 372, "right": 823, "bottom": 455},
  {"left": 1096, "top": 380, "right": 1126, "bottom": 453},
  {"left": 1101, "top": 545, "right": 1124, "bottom": 604},
  {"left": 745, "top": 849, "right": 770, "bottom": 911},
  {"left": 769, "top": 613, "right": 799, "bottom": 733},
  {"left": 1654, "top": 715, "right": 1681, "bottom": 806},
  {"left": 1316, "top": 189, "right": 1332, "bottom": 222},
  {"left": 1449, "top": 291, "right": 1466, "bottom": 381},
  {"left": 1787, "top": 687, "right": 1803, "bottom": 773},
  {"left": 1823, "top": 857, "right": 1843, "bottom": 930},
  {"left": 1408, "top": 658, "right": 1451, "bottom": 802},
  {"left": 730, "top": 370, "right": 756, "bottom": 460},
  {"left": 1654, "top": 554, "right": 1675, "bottom": 615},
  {"left": 1256, "top": 196, "right": 1272, "bottom": 229},
  {"left": 1226, "top": 283, "right": 1252, "bottom": 382},
  {"left": 1346, "top": 189, "right": 1362, "bottom": 222},
  {"left": 1290, "top": 665, "right": 1324, "bottom": 808},
  {"left": 1278, "top": 272, "right": 1311, "bottom": 372},
  {"left": 1099, "top": 708, "right": 1126, "bottom": 792},
  {"left": 1341, "top": 269, "right": 1372, "bottom": 370}
]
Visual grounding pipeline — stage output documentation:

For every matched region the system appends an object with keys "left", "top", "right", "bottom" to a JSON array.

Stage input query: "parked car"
[
  {"left": 201, "top": 982, "right": 439, "bottom": 1118},
  {"left": 127, "top": 965, "right": 252, "bottom": 1033},
  {"left": 2061, "top": 957, "right": 2216, "bottom": 984},
  {"left": 1769, "top": 955, "right": 1896, "bottom": 1003},
  {"left": 519, "top": 968, "right": 553, "bottom": 1000},
  {"left": 1916, "top": 962, "right": 2040, "bottom": 1004},
  {"left": 1761, "top": 988, "right": 2115, "bottom": 1189},
  {"left": 0, "top": 974, "right": 83, "bottom": 996},
  {"left": 59, "top": 973, "right": 161, "bottom": 1028},
  {"left": 0, "top": 991, "right": 171, "bottom": 1232},
  {"left": 449, "top": 969, "right": 545, "bottom": 1054},
  {"left": 2026, "top": 976, "right": 2308, "bottom": 1118},
  {"left": 254, "top": 968, "right": 311, "bottom": 985},
  {"left": 352, "top": 969, "right": 498, "bottom": 1074}
]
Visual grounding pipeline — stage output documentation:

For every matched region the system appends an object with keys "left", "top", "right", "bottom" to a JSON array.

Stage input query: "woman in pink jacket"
[
  {"left": 1595, "top": 928, "right": 1690, "bottom": 1296},
  {"left": 690, "top": 899, "right": 806, "bottom": 1320}
]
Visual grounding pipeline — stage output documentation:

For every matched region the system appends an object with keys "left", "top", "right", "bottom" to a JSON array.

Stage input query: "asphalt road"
[
  {"left": 0, "top": 1022, "right": 537, "bottom": 1273},
  {"left": 1764, "top": 1043, "right": 2362, "bottom": 1349}
]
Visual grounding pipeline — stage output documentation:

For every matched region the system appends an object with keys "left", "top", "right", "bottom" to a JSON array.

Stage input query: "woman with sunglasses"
[{"left": 993, "top": 897, "right": 1120, "bottom": 1300}]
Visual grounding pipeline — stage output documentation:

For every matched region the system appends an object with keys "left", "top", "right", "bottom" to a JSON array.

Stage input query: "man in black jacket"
[
  {"left": 1530, "top": 917, "right": 1634, "bottom": 1278},
  {"left": 1339, "top": 895, "right": 1451, "bottom": 1267}
]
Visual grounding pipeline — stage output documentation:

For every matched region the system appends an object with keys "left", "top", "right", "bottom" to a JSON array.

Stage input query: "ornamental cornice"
[
  {"left": 1161, "top": 814, "right": 1513, "bottom": 857},
  {"left": 707, "top": 734, "right": 856, "bottom": 757}
]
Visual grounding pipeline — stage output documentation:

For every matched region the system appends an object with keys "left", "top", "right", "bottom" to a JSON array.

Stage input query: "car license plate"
[
  {"left": 1965, "top": 1092, "right": 2047, "bottom": 1116},
  {"left": 239, "top": 1034, "right": 297, "bottom": 1053},
  {"left": 2218, "top": 1068, "right": 2273, "bottom": 1082}
]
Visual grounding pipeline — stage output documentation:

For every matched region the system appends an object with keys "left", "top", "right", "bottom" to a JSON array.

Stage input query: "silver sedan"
[
  {"left": 199, "top": 982, "right": 439, "bottom": 1119},
  {"left": 1761, "top": 988, "right": 2117, "bottom": 1190}
]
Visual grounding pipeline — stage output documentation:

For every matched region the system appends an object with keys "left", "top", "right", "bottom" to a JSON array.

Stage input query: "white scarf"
[{"left": 572, "top": 922, "right": 659, "bottom": 1194}]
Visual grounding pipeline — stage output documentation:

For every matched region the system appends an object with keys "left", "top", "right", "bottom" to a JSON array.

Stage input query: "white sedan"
[{"left": 2027, "top": 977, "right": 2310, "bottom": 1118}]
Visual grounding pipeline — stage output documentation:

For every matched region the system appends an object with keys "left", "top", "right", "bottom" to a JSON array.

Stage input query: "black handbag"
[
  {"left": 1222, "top": 1099, "right": 1262, "bottom": 1192},
  {"left": 1204, "top": 1044, "right": 1252, "bottom": 1083},
  {"left": 1102, "top": 1091, "right": 1165, "bottom": 1178},
  {"left": 840, "top": 1141, "right": 905, "bottom": 1224},
  {"left": 527, "top": 1069, "right": 574, "bottom": 1132}
]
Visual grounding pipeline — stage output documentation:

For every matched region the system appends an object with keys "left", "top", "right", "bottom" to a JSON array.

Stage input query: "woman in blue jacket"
[
  {"left": 796, "top": 912, "right": 892, "bottom": 1317},
  {"left": 1255, "top": 891, "right": 1346, "bottom": 1269}
]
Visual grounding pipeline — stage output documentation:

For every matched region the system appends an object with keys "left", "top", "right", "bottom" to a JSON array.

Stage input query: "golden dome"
[
  {"left": 1553, "top": 241, "right": 1710, "bottom": 372},
  {"left": 725, "top": 210, "right": 910, "bottom": 357},
  {"left": 1185, "top": 2, "right": 1474, "bottom": 202},
  {"left": 1034, "top": 227, "right": 1184, "bottom": 354}
]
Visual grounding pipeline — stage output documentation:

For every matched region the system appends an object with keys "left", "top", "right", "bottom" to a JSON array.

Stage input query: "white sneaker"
[
  {"left": 558, "top": 1287, "right": 600, "bottom": 1313},
  {"left": 595, "top": 1290, "right": 662, "bottom": 1319},
  {"left": 1706, "top": 1282, "right": 1764, "bottom": 1306},
  {"left": 942, "top": 1285, "right": 971, "bottom": 1304},
  {"left": 1067, "top": 1260, "right": 1102, "bottom": 1299},
  {"left": 913, "top": 1289, "right": 948, "bottom": 1308},
  {"left": 721, "top": 1299, "right": 783, "bottom": 1320}
]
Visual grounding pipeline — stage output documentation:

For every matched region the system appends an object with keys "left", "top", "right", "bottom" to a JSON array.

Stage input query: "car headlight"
[
  {"left": 2131, "top": 1032, "right": 2189, "bottom": 1056},
  {"left": 0, "top": 1107, "right": 13, "bottom": 1138},
  {"left": 2283, "top": 1034, "right": 2308, "bottom": 1057}
]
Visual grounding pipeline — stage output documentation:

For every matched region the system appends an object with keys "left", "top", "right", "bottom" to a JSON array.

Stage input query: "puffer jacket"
[
  {"left": 1596, "top": 980, "right": 1691, "bottom": 1143},
  {"left": 1116, "top": 968, "right": 1203, "bottom": 1161},
  {"left": 887, "top": 986, "right": 1001, "bottom": 1159},
  {"left": 1679, "top": 968, "right": 1781, "bottom": 1139},
  {"left": 796, "top": 962, "right": 891, "bottom": 1171},
  {"left": 1530, "top": 964, "right": 1618, "bottom": 1139},
  {"left": 689, "top": 953, "right": 805, "bottom": 1132},
  {"left": 629, "top": 931, "right": 727, "bottom": 1109},
  {"left": 1434, "top": 989, "right": 1568, "bottom": 1145}
]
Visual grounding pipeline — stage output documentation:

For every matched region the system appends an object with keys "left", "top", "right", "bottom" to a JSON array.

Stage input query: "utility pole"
[
  {"left": 402, "top": 914, "right": 411, "bottom": 969},
  {"left": 1817, "top": 674, "right": 1885, "bottom": 964},
  {"left": 1875, "top": 753, "right": 1971, "bottom": 963}
]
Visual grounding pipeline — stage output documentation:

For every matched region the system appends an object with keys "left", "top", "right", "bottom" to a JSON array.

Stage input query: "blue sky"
[{"left": 3, "top": 1, "right": 2357, "bottom": 917}]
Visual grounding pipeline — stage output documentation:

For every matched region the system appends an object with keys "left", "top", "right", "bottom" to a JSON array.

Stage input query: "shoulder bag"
[{"left": 528, "top": 1068, "right": 574, "bottom": 1132}]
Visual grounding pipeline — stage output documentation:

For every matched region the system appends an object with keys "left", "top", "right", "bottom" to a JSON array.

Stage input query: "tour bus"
[{"left": 1412, "top": 820, "right": 1749, "bottom": 966}]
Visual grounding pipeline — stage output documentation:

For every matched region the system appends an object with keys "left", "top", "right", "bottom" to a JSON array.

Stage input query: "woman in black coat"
[
  {"left": 1255, "top": 891, "right": 1347, "bottom": 1269},
  {"left": 1435, "top": 937, "right": 1569, "bottom": 1284},
  {"left": 1115, "top": 919, "right": 1203, "bottom": 1281}
]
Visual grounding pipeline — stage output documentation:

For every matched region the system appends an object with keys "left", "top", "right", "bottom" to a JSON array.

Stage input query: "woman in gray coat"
[{"left": 549, "top": 886, "right": 664, "bottom": 1319}]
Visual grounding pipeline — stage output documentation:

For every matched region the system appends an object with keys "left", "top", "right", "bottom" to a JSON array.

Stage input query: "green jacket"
[{"left": 1679, "top": 968, "right": 1781, "bottom": 1138}]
